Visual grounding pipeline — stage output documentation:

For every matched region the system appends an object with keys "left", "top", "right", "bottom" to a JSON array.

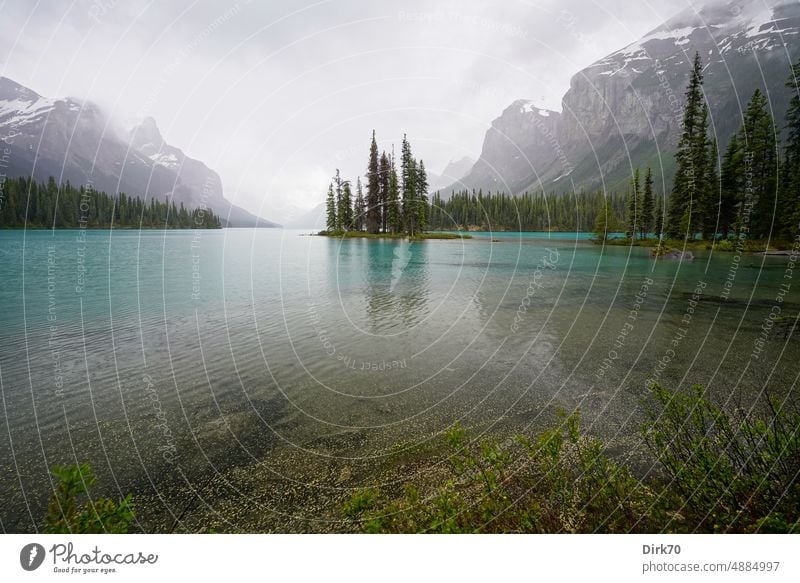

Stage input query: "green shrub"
[
  {"left": 343, "top": 412, "right": 659, "bottom": 533},
  {"left": 344, "top": 385, "right": 800, "bottom": 533},
  {"left": 643, "top": 384, "right": 800, "bottom": 533},
  {"left": 44, "top": 464, "right": 135, "bottom": 534}
]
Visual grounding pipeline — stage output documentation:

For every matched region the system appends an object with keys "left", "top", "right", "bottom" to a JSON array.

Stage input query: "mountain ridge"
[
  {"left": 446, "top": 0, "right": 800, "bottom": 197},
  {"left": 0, "top": 77, "right": 280, "bottom": 228}
]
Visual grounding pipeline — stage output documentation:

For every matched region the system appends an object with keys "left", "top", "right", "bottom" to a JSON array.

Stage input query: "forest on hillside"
[{"left": 0, "top": 176, "right": 222, "bottom": 229}]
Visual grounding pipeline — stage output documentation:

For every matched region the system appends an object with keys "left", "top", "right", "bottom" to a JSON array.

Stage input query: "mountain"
[
  {"left": 448, "top": 0, "right": 800, "bottom": 196},
  {"left": 284, "top": 202, "right": 327, "bottom": 229},
  {"left": 450, "top": 100, "right": 561, "bottom": 196},
  {"left": 0, "top": 77, "right": 279, "bottom": 227},
  {"left": 430, "top": 156, "right": 475, "bottom": 190}
]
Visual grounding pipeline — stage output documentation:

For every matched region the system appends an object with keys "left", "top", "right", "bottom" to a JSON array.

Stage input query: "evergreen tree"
[
  {"left": 366, "top": 131, "right": 381, "bottom": 234},
  {"left": 694, "top": 105, "right": 716, "bottom": 240},
  {"left": 339, "top": 181, "right": 354, "bottom": 231},
  {"left": 667, "top": 52, "right": 710, "bottom": 240},
  {"left": 627, "top": 168, "right": 641, "bottom": 239},
  {"left": 325, "top": 182, "right": 337, "bottom": 232},
  {"left": 783, "top": 59, "right": 800, "bottom": 235},
  {"left": 701, "top": 138, "right": 719, "bottom": 240},
  {"left": 333, "top": 169, "right": 344, "bottom": 231},
  {"left": 386, "top": 150, "right": 402, "bottom": 233},
  {"left": 379, "top": 152, "right": 391, "bottom": 233},
  {"left": 401, "top": 134, "right": 418, "bottom": 236},
  {"left": 593, "top": 196, "right": 611, "bottom": 241},
  {"left": 739, "top": 89, "right": 778, "bottom": 239},
  {"left": 416, "top": 159, "right": 429, "bottom": 232},
  {"left": 719, "top": 134, "right": 742, "bottom": 238},
  {"left": 654, "top": 192, "right": 664, "bottom": 238},
  {"left": 353, "top": 177, "right": 366, "bottom": 231},
  {"left": 641, "top": 167, "right": 655, "bottom": 238}
]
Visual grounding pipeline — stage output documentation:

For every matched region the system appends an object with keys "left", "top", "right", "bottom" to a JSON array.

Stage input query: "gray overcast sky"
[{"left": 0, "top": 0, "right": 688, "bottom": 222}]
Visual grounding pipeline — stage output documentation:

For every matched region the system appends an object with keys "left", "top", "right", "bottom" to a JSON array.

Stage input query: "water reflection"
[{"left": 362, "top": 239, "right": 430, "bottom": 332}]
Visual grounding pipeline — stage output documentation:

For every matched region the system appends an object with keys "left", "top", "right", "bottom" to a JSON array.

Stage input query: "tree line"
[
  {"left": 427, "top": 189, "right": 628, "bottom": 232},
  {"left": 325, "top": 132, "right": 429, "bottom": 236},
  {"left": 0, "top": 176, "right": 222, "bottom": 229},
  {"left": 323, "top": 53, "right": 798, "bottom": 242},
  {"left": 612, "top": 53, "right": 799, "bottom": 242}
]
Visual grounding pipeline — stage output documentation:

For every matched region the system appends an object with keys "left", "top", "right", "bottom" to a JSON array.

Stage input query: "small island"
[{"left": 319, "top": 132, "right": 468, "bottom": 240}]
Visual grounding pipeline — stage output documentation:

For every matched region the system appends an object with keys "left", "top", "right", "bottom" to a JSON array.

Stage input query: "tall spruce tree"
[
  {"left": 379, "top": 152, "right": 391, "bottom": 233},
  {"left": 701, "top": 138, "right": 720, "bottom": 240},
  {"left": 627, "top": 168, "right": 641, "bottom": 239},
  {"left": 667, "top": 52, "right": 710, "bottom": 240},
  {"left": 416, "top": 159, "right": 429, "bottom": 232},
  {"left": 783, "top": 60, "right": 800, "bottom": 236},
  {"left": 401, "top": 134, "right": 418, "bottom": 236},
  {"left": 366, "top": 130, "right": 381, "bottom": 234},
  {"left": 739, "top": 89, "right": 778, "bottom": 239},
  {"left": 641, "top": 168, "right": 654, "bottom": 238},
  {"left": 386, "top": 149, "right": 402, "bottom": 233},
  {"left": 354, "top": 177, "right": 366, "bottom": 231},
  {"left": 719, "top": 134, "right": 742, "bottom": 238},
  {"left": 325, "top": 182, "right": 337, "bottom": 232},
  {"left": 333, "top": 169, "right": 345, "bottom": 231},
  {"left": 593, "top": 196, "right": 611, "bottom": 241},
  {"left": 654, "top": 191, "right": 664, "bottom": 238},
  {"left": 339, "top": 180, "right": 353, "bottom": 231}
]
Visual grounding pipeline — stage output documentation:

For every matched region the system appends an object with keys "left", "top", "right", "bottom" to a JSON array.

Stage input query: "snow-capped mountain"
[
  {"left": 449, "top": 0, "right": 800, "bottom": 196},
  {"left": 0, "top": 77, "right": 279, "bottom": 227}
]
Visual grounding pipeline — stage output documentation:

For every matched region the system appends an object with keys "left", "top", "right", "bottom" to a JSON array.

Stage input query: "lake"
[{"left": 0, "top": 228, "right": 797, "bottom": 532}]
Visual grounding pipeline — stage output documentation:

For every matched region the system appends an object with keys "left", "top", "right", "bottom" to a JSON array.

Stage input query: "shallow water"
[{"left": 0, "top": 228, "right": 797, "bottom": 531}]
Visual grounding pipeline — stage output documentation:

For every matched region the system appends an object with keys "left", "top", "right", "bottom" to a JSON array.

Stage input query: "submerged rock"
[{"left": 652, "top": 247, "right": 694, "bottom": 261}]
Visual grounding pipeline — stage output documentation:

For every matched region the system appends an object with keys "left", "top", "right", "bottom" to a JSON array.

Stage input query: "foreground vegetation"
[
  {"left": 40, "top": 382, "right": 798, "bottom": 533},
  {"left": 342, "top": 384, "right": 800, "bottom": 533},
  {"left": 0, "top": 176, "right": 222, "bottom": 228}
]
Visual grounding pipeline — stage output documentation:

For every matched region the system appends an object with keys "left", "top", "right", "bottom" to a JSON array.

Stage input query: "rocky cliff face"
[
  {"left": 450, "top": 0, "right": 800, "bottom": 196},
  {"left": 454, "top": 99, "right": 562, "bottom": 195},
  {"left": 0, "top": 78, "right": 279, "bottom": 227}
]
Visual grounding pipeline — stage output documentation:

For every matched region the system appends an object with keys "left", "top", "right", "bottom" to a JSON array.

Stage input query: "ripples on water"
[{"left": 0, "top": 228, "right": 797, "bottom": 531}]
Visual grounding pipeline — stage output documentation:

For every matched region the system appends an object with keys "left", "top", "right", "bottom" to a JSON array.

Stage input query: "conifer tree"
[
  {"left": 401, "top": 134, "right": 418, "bottom": 236},
  {"left": 333, "top": 169, "right": 345, "bottom": 231},
  {"left": 667, "top": 52, "right": 710, "bottom": 240},
  {"left": 719, "top": 134, "right": 742, "bottom": 238},
  {"left": 641, "top": 168, "right": 654, "bottom": 238},
  {"left": 627, "top": 168, "right": 641, "bottom": 239},
  {"left": 701, "top": 138, "right": 719, "bottom": 240},
  {"left": 783, "top": 59, "right": 800, "bottom": 234},
  {"left": 379, "top": 152, "right": 391, "bottom": 233},
  {"left": 366, "top": 130, "right": 381, "bottom": 234},
  {"left": 339, "top": 180, "right": 353, "bottom": 231},
  {"left": 326, "top": 182, "right": 337, "bottom": 232},
  {"left": 593, "top": 196, "right": 611, "bottom": 241},
  {"left": 386, "top": 150, "right": 402, "bottom": 233},
  {"left": 653, "top": 192, "right": 664, "bottom": 238},
  {"left": 739, "top": 89, "right": 778, "bottom": 239},
  {"left": 353, "top": 177, "right": 366, "bottom": 231},
  {"left": 416, "top": 159, "right": 429, "bottom": 232}
]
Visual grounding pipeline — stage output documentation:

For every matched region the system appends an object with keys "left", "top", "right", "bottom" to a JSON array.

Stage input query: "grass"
[
  {"left": 341, "top": 383, "right": 800, "bottom": 533},
  {"left": 318, "top": 230, "right": 471, "bottom": 240}
]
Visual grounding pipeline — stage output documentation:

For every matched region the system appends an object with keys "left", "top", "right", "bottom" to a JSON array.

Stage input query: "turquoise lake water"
[{"left": 0, "top": 228, "right": 797, "bottom": 531}]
